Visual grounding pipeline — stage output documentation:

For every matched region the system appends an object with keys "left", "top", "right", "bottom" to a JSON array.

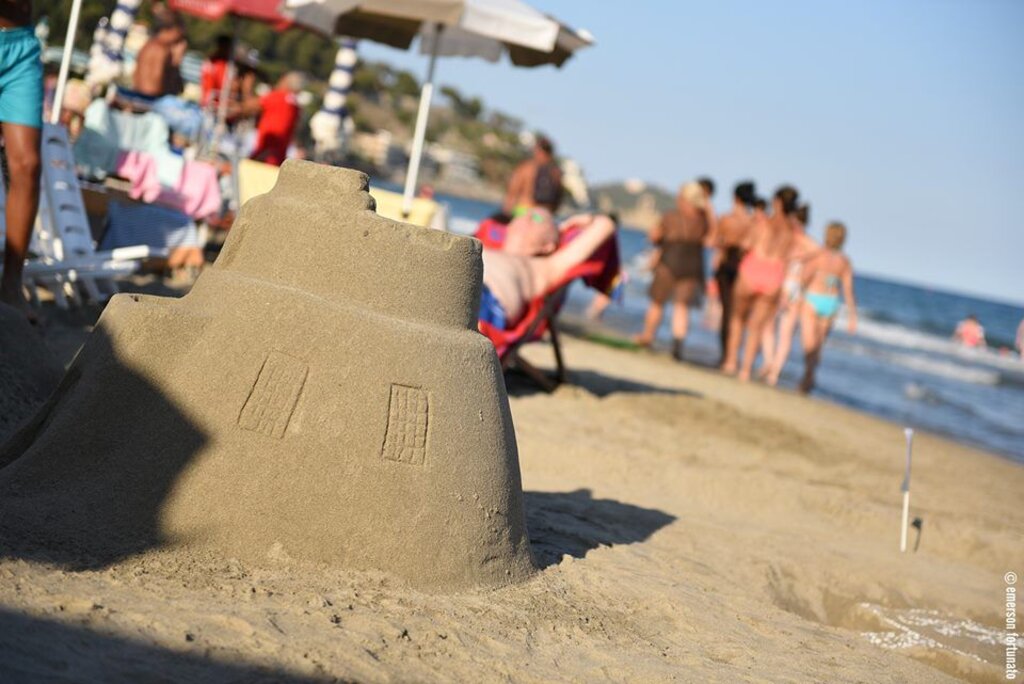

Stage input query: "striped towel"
[{"left": 100, "top": 200, "right": 200, "bottom": 251}]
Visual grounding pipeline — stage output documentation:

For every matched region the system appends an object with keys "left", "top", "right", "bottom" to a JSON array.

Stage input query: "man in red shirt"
[{"left": 244, "top": 72, "right": 303, "bottom": 167}]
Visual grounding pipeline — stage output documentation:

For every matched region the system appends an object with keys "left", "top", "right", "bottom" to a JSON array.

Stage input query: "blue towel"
[{"left": 100, "top": 200, "right": 199, "bottom": 251}]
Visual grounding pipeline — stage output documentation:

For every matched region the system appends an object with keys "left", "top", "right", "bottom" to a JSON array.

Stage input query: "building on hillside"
[{"left": 428, "top": 145, "right": 481, "bottom": 185}]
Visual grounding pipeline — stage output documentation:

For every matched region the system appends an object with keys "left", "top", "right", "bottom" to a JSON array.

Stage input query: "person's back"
[
  {"left": 502, "top": 135, "right": 562, "bottom": 214},
  {"left": 805, "top": 249, "right": 848, "bottom": 298},
  {"left": 251, "top": 74, "right": 303, "bottom": 166},
  {"left": 716, "top": 210, "right": 751, "bottom": 250},
  {"left": 750, "top": 212, "right": 795, "bottom": 262},
  {"left": 532, "top": 159, "right": 563, "bottom": 213},
  {"left": 133, "top": 19, "right": 185, "bottom": 97},
  {"left": 660, "top": 206, "right": 708, "bottom": 245}
]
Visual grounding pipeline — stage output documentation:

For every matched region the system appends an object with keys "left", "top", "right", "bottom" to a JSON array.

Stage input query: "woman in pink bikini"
[{"left": 721, "top": 186, "right": 800, "bottom": 381}]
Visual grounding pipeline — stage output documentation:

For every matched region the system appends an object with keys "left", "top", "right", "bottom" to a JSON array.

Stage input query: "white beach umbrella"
[{"left": 284, "top": 0, "right": 593, "bottom": 217}]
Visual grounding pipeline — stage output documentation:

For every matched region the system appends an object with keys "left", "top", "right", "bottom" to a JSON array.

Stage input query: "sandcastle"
[{"left": 0, "top": 161, "right": 536, "bottom": 591}]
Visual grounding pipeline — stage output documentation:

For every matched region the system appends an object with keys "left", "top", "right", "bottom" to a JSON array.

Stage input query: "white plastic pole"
[
  {"left": 401, "top": 25, "right": 442, "bottom": 219},
  {"left": 213, "top": 18, "right": 239, "bottom": 151},
  {"left": 52, "top": 0, "right": 84, "bottom": 125},
  {"left": 900, "top": 428, "right": 914, "bottom": 553}
]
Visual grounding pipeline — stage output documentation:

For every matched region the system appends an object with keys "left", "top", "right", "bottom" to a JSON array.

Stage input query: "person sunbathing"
[{"left": 480, "top": 213, "right": 616, "bottom": 329}]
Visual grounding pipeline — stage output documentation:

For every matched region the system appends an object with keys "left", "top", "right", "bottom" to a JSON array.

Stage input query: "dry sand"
[{"left": 1, "top": 320, "right": 1021, "bottom": 683}]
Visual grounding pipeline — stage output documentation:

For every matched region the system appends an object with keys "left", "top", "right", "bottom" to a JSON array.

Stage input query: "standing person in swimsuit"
[
  {"left": 722, "top": 186, "right": 800, "bottom": 381},
  {"left": 132, "top": 13, "right": 186, "bottom": 98},
  {"left": 765, "top": 203, "right": 819, "bottom": 385},
  {"left": 697, "top": 176, "right": 718, "bottom": 242},
  {"left": 799, "top": 221, "right": 857, "bottom": 393},
  {"left": 502, "top": 134, "right": 564, "bottom": 216},
  {"left": 711, "top": 181, "right": 756, "bottom": 363},
  {"left": 1, "top": 0, "right": 42, "bottom": 323},
  {"left": 635, "top": 182, "right": 709, "bottom": 360}
]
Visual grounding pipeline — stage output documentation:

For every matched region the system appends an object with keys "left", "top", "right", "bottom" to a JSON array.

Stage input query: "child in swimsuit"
[{"left": 797, "top": 221, "right": 857, "bottom": 393}]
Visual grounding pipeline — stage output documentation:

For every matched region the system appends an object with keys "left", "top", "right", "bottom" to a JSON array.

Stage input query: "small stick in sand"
[
  {"left": 912, "top": 517, "right": 923, "bottom": 552},
  {"left": 900, "top": 428, "right": 914, "bottom": 553}
]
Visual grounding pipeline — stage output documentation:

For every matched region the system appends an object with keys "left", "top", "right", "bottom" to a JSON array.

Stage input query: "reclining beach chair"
[
  {"left": 1, "top": 124, "right": 161, "bottom": 308},
  {"left": 475, "top": 218, "right": 621, "bottom": 392}
]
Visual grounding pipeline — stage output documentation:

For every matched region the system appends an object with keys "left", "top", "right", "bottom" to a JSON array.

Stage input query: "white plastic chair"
[{"left": 1, "top": 124, "right": 165, "bottom": 308}]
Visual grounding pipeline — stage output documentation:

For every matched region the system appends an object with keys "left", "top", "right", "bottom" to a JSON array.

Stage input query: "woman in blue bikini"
[{"left": 798, "top": 221, "right": 858, "bottom": 393}]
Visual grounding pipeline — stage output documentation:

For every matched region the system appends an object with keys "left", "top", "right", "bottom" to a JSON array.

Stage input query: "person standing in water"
[
  {"left": 711, "top": 181, "right": 756, "bottom": 363},
  {"left": 722, "top": 186, "right": 800, "bottom": 381},
  {"left": 503, "top": 134, "right": 564, "bottom": 216},
  {"left": 953, "top": 314, "right": 986, "bottom": 349},
  {"left": 798, "top": 221, "right": 857, "bottom": 393},
  {"left": 1, "top": 0, "right": 43, "bottom": 322},
  {"left": 635, "top": 182, "right": 710, "bottom": 360},
  {"left": 765, "top": 203, "right": 819, "bottom": 385}
]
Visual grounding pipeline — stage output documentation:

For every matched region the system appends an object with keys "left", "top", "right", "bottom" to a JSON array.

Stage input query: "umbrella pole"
[
  {"left": 401, "top": 25, "right": 442, "bottom": 219},
  {"left": 52, "top": 0, "right": 84, "bottom": 125},
  {"left": 212, "top": 20, "right": 239, "bottom": 153}
]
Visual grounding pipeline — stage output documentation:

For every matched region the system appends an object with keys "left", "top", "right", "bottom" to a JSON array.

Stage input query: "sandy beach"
[{"left": 1, "top": 303, "right": 1020, "bottom": 684}]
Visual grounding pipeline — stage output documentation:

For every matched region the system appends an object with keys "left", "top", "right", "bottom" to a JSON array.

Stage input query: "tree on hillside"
[{"left": 392, "top": 70, "right": 420, "bottom": 98}]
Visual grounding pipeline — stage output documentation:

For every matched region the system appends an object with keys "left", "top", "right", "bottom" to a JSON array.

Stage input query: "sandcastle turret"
[{"left": 0, "top": 161, "right": 536, "bottom": 591}]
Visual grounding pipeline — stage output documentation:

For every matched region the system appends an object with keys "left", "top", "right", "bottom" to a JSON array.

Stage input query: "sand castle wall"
[{"left": 0, "top": 161, "right": 536, "bottom": 591}]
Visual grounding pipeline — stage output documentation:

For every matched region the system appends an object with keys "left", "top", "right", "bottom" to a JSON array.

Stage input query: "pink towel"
[
  {"left": 114, "top": 152, "right": 222, "bottom": 220},
  {"left": 156, "top": 160, "right": 222, "bottom": 220},
  {"left": 114, "top": 150, "right": 162, "bottom": 203}
]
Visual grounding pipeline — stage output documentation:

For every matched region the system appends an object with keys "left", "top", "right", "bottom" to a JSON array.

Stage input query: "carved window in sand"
[
  {"left": 382, "top": 385, "right": 429, "bottom": 466},
  {"left": 238, "top": 351, "right": 308, "bottom": 439}
]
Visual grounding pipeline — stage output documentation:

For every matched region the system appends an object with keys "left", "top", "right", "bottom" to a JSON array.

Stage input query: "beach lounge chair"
[
  {"left": 475, "top": 218, "right": 621, "bottom": 392},
  {"left": 1, "top": 124, "right": 160, "bottom": 308}
]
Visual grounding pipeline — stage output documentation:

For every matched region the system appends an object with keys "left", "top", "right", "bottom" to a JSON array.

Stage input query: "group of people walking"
[{"left": 636, "top": 179, "right": 857, "bottom": 393}]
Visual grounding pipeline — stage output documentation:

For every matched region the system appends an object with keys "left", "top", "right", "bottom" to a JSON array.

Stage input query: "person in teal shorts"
[{"left": 1, "top": 2, "right": 43, "bottom": 323}]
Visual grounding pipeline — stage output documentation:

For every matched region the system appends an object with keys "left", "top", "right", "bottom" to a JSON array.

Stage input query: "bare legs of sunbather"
[{"left": 482, "top": 214, "right": 616, "bottom": 325}]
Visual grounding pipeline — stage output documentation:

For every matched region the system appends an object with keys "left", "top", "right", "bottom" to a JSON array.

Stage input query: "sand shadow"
[
  {"left": 524, "top": 488, "right": 676, "bottom": 569},
  {"left": 0, "top": 608, "right": 325, "bottom": 683},
  {"left": 505, "top": 367, "right": 702, "bottom": 399},
  {"left": 0, "top": 327, "right": 209, "bottom": 569}
]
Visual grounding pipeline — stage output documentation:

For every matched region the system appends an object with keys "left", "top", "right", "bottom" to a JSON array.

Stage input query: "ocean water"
[{"left": 384, "top": 183, "right": 1024, "bottom": 462}]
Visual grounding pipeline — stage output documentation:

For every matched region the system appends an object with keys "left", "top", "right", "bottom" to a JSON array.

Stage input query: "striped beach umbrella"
[
  {"left": 86, "top": 0, "right": 143, "bottom": 87},
  {"left": 309, "top": 38, "right": 357, "bottom": 158}
]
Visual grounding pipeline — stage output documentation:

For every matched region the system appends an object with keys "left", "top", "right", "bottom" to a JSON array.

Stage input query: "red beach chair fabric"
[{"left": 475, "top": 218, "right": 622, "bottom": 391}]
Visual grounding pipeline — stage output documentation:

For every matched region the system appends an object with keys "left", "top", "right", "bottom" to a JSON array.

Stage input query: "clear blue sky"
[{"left": 359, "top": 0, "right": 1024, "bottom": 303}]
